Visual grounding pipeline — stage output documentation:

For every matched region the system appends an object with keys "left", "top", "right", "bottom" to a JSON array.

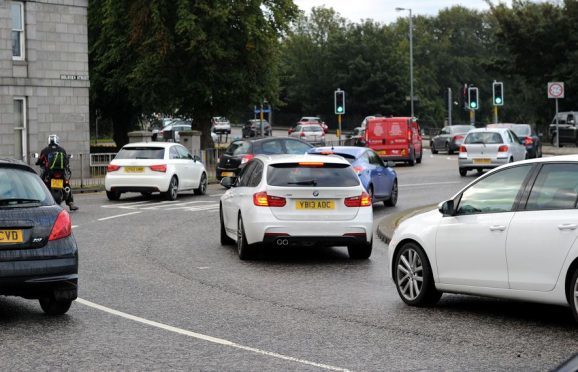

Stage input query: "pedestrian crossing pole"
[{"left": 338, "top": 114, "right": 342, "bottom": 145}]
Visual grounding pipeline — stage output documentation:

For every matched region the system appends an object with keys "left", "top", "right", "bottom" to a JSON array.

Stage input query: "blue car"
[{"left": 308, "top": 146, "right": 398, "bottom": 207}]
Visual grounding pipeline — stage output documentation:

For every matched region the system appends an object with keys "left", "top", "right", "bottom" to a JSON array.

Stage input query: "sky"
[{"left": 293, "top": 0, "right": 514, "bottom": 24}]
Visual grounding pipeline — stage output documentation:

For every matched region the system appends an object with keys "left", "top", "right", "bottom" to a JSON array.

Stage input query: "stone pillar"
[
  {"left": 128, "top": 131, "right": 153, "bottom": 143},
  {"left": 179, "top": 130, "right": 202, "bottom": 156}
]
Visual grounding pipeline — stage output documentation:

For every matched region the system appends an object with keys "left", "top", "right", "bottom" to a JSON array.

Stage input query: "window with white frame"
[{"left": 11, "top": 2, "right": 25, "bottom": 60}]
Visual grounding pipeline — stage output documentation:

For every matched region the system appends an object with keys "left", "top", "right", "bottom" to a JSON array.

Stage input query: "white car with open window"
[{"left": 219, "top": 154, "right": 373, "bottom": 260}]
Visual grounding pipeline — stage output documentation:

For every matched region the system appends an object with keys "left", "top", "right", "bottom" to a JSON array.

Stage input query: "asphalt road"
[{"left": 2, "top": 150, "right": 578, "bottom": 371}]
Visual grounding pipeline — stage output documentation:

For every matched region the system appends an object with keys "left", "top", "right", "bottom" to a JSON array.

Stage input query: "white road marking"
[
  {"left": 76, "top": 298, "right": 350, "bottom": 372},
  {"left": 97, "top": 211, "right": 142, "bottom": 221},
  {"left": 399, "top": 181, "right": 463, "bottom": 188},
  {"left": 102, "top": 201, "right": 151, "bottom": 208},
  {"left": 72, "top": 225, "right": 79, "bottom": 229},
  {"left": 210, "top": 193, "right": 224, "bottom": 197}
]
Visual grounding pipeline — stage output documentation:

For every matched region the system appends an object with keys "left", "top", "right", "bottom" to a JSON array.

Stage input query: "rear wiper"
[
  {"left": 287, "top": 180, "right": 317, "bottom": 186},
  {"left": 0, "top": 198, "right": 42, "bottom": 205}
]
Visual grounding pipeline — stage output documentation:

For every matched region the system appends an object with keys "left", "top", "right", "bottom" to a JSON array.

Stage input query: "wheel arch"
[
  {"left": 391, "top": 238, "right": 427, "bottom": 279},
  {"left": 565, "top": 257, "right": 578, "bottom": 304}
]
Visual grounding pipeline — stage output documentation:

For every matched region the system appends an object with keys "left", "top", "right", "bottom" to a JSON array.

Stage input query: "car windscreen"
[
  {"left": 511, "top": 125, "right": 531, "bottom": 137},
  {"left": 226, "top": 141, "right": 251, "bottom": 156},
  {"left": 0, "top": 168, "right": 52, "bottom": 207},
  {"left": 464, "top": 132, "right": 503, "bottom": 144},
  {"left": 303, "top": 126, "right": 322, "bottom": 132},
  {"left": 115, "top": 147, "right": 165, "bottom": 160},
  {"left": 267, "top": 163, "right": 360, "bottom": 187}
]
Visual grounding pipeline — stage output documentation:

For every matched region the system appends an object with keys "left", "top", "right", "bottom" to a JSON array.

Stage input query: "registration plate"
[
  {"left": 473, "top": 158, "right": 492, "bottom": 165},
  {"left": 50, "top": 179, "right": 64, "bottom": 189},
  {"left": 221, "top": 172, "right": 234, "bottom": 177},
  {"left": 125, "top": 167, "right": 145, "bottom": 173},
  {"left": 296, "top": 200, "right": 335, "bottom": 210},
  {"left": 0, "top": 230, "right": 23, "bottom": 244}
]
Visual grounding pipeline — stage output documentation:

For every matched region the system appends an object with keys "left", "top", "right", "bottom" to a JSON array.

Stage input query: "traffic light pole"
[
  {"left": 470, "top": 110, "right": 475, "bottom": 126},
  {"left": 260, "top": 100, "right": 264, "bottom": 138},
  {"left": 338, "top": 114, "right": 342, "bottom": 145},
  {"left": 493, "top": 106, "right": 498, "bottom": 124}
]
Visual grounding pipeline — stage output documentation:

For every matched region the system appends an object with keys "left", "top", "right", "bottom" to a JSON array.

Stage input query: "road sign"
[
  {"left": 548, "top": 82, "right": 565, "bottom": 99},
  {"left": 254, "top": 106, "right": 271, "bottom": 114}
]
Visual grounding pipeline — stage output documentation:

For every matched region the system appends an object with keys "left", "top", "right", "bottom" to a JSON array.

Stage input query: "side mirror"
[
  {"left": 438, "top": 200, "right": 455, "bottom": 216},
  {"left": 33, "top": 153, "right": 39, "bottom": 159},
  {"left": 387, "top": 161, "right": 396, "bottom": 168},
  {"left": 69, "top": 154, "right": 74, "bottom": 159},
  {"left": 193, "top": 155, "right": 201, "bottom": 162},
  {"left": 220, "top": 177, "right": 236, "bottom": 189}
]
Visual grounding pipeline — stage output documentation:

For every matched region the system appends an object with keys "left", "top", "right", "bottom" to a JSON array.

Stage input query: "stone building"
[{"left": 0, "top": 0, "right": 89, "bottom": 172}]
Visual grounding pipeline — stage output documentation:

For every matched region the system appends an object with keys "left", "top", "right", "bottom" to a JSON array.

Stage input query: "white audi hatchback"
[
  {"left": 388, "top": 155, "right": 578, "bottom": 321},
  {"left": 105, "top": 142, "right": 207, "bottom": 201},
  {"left": 219, "top": 154, "right": 373, "bottom": 260}
]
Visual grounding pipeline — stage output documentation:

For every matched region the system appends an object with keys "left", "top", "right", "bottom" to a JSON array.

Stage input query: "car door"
[
  {"left": 176, "top": 145, "right": 198, "bottom": 189},
  {"left": 434, "top": 127, "right": 449, "bottom": 149},
  {"left": 222, "top": 161, "right": 258, "bottom": 233},
  {"left": 168, "top": 146, "right": 188, "bottom": 188},
  {"left": 508, "top": 130, "right": 526, "bottom": 161},
  {"left": 367, "top": 150, "right": 388, "bottom": 198},
  {"left": 507, "top": 163, "right": 578, "bottom": 291},
  {"left": 436, "top": 165, "right": 533, "bottom": 288}
]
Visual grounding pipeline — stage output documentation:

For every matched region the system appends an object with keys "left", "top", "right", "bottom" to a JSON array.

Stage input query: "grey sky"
[{"left": 293, "top": 1, "right": 513, "bottom": 24}]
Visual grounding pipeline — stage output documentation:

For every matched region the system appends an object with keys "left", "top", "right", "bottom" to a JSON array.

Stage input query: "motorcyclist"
[{"left": 36, "top": 134, "right": 78, "bottom": 211}]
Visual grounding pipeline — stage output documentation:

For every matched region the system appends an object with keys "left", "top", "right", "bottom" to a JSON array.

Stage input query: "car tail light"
[
  {"left": 524, "top": 136, "right": 534, "bottom": 145},
  {"left": 353, "top": 166, "right": 364, "bottom": 174},
  {"left": 459, "top": 145, "right": 467, "bottom": 153},
  {"left": 453, "top": 135, "right": 464, "bottom": 141},
  {"left": 150, "top": 164, "right": 167, "bottom": 172},
  {"left": 107, "top": 164, "right": 121, "bottom": 172},
  {"left": 344, "top": 192, "right": 372, "bottom": 207},
  {"left": 48, "top": 210, "right": 72, "bottom": 241},
  {"left": 300, "top": 132, "right": 306, "bottom": 137},
  {"left": 52, "top": 172, "right": 62, "bottom": 178},
  {"left": 241, "top": 154, "right": 254, "bottom": 164},
  {"left": 407, "top": 130, "right": 412, "bottom": 141},
  {"left": 253, "top": 192, "right": 286, "bottom": 207},
  {"left": 498, "top": 145, "right": 509, "bottom": 152}
]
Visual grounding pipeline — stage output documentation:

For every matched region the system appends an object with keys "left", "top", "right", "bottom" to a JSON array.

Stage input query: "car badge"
[{"left": 313, "top": 191, "right": 319, "bottom": 197}]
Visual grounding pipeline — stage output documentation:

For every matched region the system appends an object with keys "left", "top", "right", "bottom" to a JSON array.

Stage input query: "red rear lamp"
[
  {"left": 49, "top": 210, "right": 72, "bottom": 241},
  {"left": 150, "top": 164, "right": 167, "bottom": 172},
  {"left": 241, "top": 154, "right": 254, "bottom": 164},
  {"left": 300, "top": 132, "right": 306, "bottom": 137},
  {"left": 344, "top": 192, "right": 372, "bottom": 207},
  {"left": 253, "top": 192, "right": 286, "bottom": 207},
  {"left": 459, "top": 146, "right": 467, "bottom": 153},
  {"left": 107, "top": 164, "right": 120, "bottom": 172},
  {"left": 524, "top": 136, "right": 534, "bottom": 145},
  {"left": 453, "top": 135, "right": 464, "bottom": 141},
  {"left": 353, "top": 165, "right": 364, "bottom": 174},
  {"left": 498, "top": 145, "right": 509, "bottom": 152},
  {"left": 298, "top": 162, "right": 324, "bottom": 167}
]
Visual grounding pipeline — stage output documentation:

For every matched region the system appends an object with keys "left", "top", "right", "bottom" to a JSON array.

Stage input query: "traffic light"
[
  {"left": 468, "top": 87, "right": 479, "bottom": 110},
  {"left": 493, "top": 82, "right": 504, "bottom": 106},
  {"left": 335, "top": 89, "right": 345, "bottom": 115}
]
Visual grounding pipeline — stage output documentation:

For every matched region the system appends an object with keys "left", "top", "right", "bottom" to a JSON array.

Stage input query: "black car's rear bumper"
[{"left": 216, "top": 167, "right": 241, "bottom": 181}]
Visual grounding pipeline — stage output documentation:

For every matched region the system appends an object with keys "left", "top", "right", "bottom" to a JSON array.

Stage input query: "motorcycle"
[{"left": 34, "top": 153, "right": 73, "bottom": 205}]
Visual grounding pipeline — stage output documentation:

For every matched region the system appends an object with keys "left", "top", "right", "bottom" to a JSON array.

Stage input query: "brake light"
[
  {"left": 48, "top": 210, "right": 72, "bottom": 241},
  {"left": 107, "top": 164, "right": 120, "bottom": 172},
  {"left": 453, "top": 135, "right": 464, "bottom": 141},
  {"left": 298, "top": 162, "right": 324, "bottom": 167},
  {"left": 150, "top": 164, "right": 167, "bottom": 172},
  {"left": 407, "top": 130, "right": 412, "bottom": 141},
  {"left": 344, "top": 192, "right": 372, "bottom": 207},
  {"left": 253, "top": 192, "right": 286, "bottom": 207},
  {"left": 459, "top": 146, "right": 467, "bottom": 153},
  {"left": 498, "top": 145, "right": 509, "bottom": 152},
  {"left": 300, "top": 132, "right": 306, "bottom": 137},
  {"left": 524, "top": 136, "right": 534, "bottom": 145},
  {"left": 241, "top": 154, "right": 254, "bottom": 164},
  {"left": 353, "top": 166, "right": 364, "bottom": 174}
]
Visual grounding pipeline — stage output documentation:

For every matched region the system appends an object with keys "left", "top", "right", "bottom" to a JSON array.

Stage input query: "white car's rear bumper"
[{"left": 105, "top": 173, "right": 171, "bottom": 193}]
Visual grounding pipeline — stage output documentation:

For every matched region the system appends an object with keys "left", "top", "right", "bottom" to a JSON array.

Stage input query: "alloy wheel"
[
  {"left": 396, "top": 247, "right": 424, "bottom": 301},
  {"left": 170, "top": 178, "right": 178, "bottom": 199},
  {"left": 574, "top": 278, "right": 578, "bottom": 316}
]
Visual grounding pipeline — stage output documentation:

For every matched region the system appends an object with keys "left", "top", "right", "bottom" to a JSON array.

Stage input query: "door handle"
[
  {"left": 489, "top": 225, "right": 506, "bottom": 231},
  {"left": 558, "top": 224, "right": 578, "bottom": 231}
]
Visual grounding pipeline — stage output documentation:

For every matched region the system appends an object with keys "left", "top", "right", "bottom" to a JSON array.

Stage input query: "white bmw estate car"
[
  {"left": 389, "top": 155, "right": 578, "bottom": 321},
  {"left": 219, "top": 154, "right": 373, "bottom": 260},
  {"left": 105, "top": 142, "right": 207, "bottom": 201}
]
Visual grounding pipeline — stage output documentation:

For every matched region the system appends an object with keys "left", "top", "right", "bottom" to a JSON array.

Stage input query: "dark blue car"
[{"left": 308, "top": 146, "right": 398, "bottom": 207}]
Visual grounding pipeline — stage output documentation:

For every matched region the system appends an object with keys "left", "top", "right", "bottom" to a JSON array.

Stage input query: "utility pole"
[{"left": 448, "top": 88, "right": 452, "bottom": 126}]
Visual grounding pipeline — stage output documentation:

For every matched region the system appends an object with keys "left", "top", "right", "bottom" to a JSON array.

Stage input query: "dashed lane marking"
[
  {"left": 76, "top": 298, "right": 350, "bottom": 372},
  {"left": 101, "top": 200, "right": 220, "bottom": 212},
  {"left": 399, "top": 181, "right": 463, "bottom": 188},
  {"left": 72, "top": 225, "right": 79, "bottom": 229},
  {"left": 97, "top": 211, "right": 142, "bottom": 221}
]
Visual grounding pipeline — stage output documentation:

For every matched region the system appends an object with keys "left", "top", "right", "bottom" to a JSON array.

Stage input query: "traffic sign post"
[
  {"left": 335, "top": 89, "right": 346, "bottom": 145},
  {"left": 548, "top": 82, "right": 565, "bottom": 148}
]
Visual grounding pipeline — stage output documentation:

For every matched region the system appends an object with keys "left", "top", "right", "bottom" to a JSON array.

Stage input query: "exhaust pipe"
[
  {"left": 276, "top": 239, "right": 289, "bottom": 246},
  {"left": 63, "top": 186, "right": 71, "bottom": 193}
]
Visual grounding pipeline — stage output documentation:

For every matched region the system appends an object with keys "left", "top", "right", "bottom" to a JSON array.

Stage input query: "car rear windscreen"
[
  {"left": 303, "top": 126, "right": 322, "bottom": 132},
  {"left": 267, "top": 163, "right": 360, "bottom": 187},
  {"left": 511, "top": 125, "right": 531, "bottom": 137},
  {"left": 464, "top": 132, "right": 503, "bottom": 144},
  {"left": 226, "top": 141, "right": 251, "bottom": 156},
  {"left": 115, "top": 147, "right": 165, "bottom": 160},
  {"left": 0, "top": 168, "right": 51, "bottom": 206}
]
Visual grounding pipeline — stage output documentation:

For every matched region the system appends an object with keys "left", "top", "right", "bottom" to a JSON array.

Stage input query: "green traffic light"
[
  {"left": 337, "top": 107, "right": 343, "bottom": 113},
  {"left": 470, "top": 102, "right": 477, "bottom": 109},
  {"left": 495, "top": 97, "right": 502, "bottom": 104}
]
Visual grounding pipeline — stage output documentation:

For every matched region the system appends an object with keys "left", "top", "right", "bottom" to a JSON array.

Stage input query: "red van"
[{"left": 365, "top": 117, "right": 423, "bottom": 166}]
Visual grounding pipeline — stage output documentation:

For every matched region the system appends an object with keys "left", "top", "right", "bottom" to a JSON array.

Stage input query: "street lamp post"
[{"left": 395, "top": 7, "right": 414, "bottom": 119}]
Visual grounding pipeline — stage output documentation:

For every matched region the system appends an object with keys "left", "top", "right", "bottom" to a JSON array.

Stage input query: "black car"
[
  {"left": 242, "top": 119, "right": 272, "bottom": 138},
  {"left": 216, "top": 137, "right": 313, "bottom": 181},
  {"left": 0, "top": 158, "right": 78, "bottom": 315},
  {"left": 487, "top": 123, "right": 542, "bottom": 158}
]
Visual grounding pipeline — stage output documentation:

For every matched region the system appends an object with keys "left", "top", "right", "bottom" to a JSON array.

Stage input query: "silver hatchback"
[{"left": 458, "top": 128, "right": 527, "bottom": 176}]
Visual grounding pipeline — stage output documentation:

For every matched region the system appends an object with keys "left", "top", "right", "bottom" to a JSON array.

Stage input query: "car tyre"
[
  {"left": 348, "top": 239, "right": 373, "bottom": 259},
  {"left": 237, "top": 215, "right": 255, "bottom": 260},
  {"left": 51, "top": 189, "right": 64, "bottom": 204},
  {"left": 431, "top": 142, "right": 438, "bottom": 154},
  {"left": 367, "top": 185, "right": 374, "bottom": 205},
  {"left": 568, "top": 269, "right": 578, "bottom": 322},
  {"left": 416, "top": 150, "right": 422, "bottom": 164},
  {"left": 220, "top": 206, "right": 235, "bottom": 246},
  {"left": 39, "top": 298, "right": 73, "bottom": 316},
  {"left": 194, "top": 172, "right": 208, "bottom": 195},
  {"left": 407, "top": 150, "right": 415, "bottom": 166},
  {"left": 459, "top": 168, "right": 467, "bottom": 177},
  {"left": 385, "top": 180, "right": 398, "bottom": 207},
  {"left": 394, "top": 242, "right": 441, "bottom": 307},
  {"left": 106, "top": 190, "right": 121, "bottom": 201},
  {"left": 164, "top": 176, "right": 178, "bottom": 201}
]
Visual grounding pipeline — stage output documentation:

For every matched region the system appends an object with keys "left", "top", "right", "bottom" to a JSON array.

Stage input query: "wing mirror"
[
  {"left": 33, "top": 153, "right": 39, "bottom": 159},
  {"left": 438, "top": 199, "right": 455, "bottom": 216},
  {"left": 193, "top": 155, "right": 201, "bottom": 162},
  {"left": 220, "top": 177, "right": 236, "bottom": 189}
]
